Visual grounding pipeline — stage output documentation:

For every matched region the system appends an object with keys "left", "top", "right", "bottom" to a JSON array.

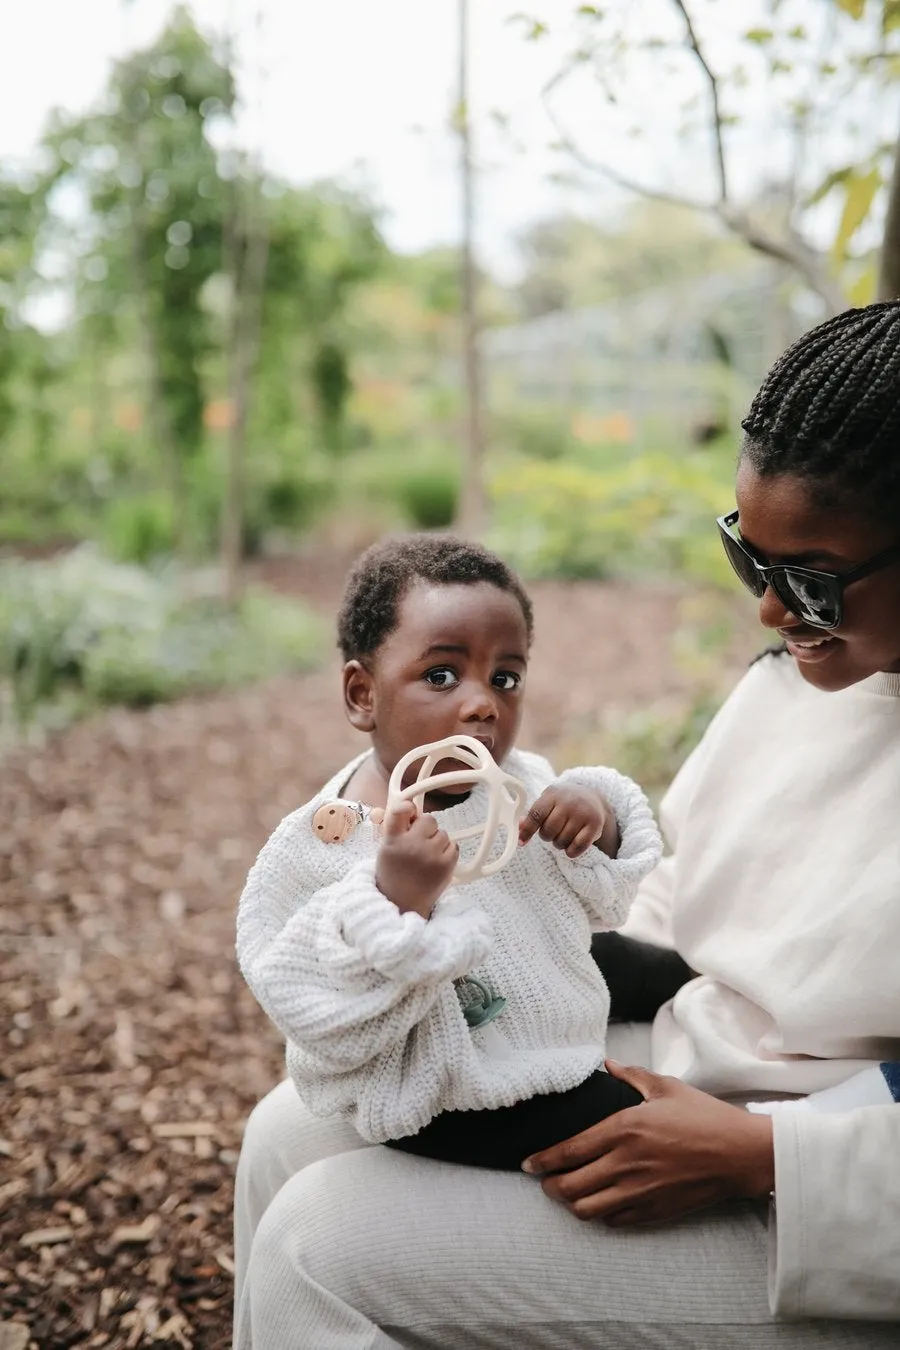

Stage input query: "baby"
[{"left": 237, "top": 534, "right": 663, "bottom": 1170}]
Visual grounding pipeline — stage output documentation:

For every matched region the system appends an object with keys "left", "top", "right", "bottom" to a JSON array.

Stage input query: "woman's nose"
[{"left": 758, "top": 583, "right": 795, "bottom": 631}]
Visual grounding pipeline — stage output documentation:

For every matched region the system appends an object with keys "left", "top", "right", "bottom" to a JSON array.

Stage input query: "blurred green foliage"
[
  {"left": 488, "top": 442, "right": 735, "bottom": 583},
  {"left": 605, "top": 692, "right": 721, "bottom": 804},
  {"left": 0, "top": 548, "right": 324, "bottom": 739},
  {"left": 0, "top": 8, "right": 383, "bottom": 562},
  {"left": 0, "top": 8, "right": 766, "bottom": 758}
]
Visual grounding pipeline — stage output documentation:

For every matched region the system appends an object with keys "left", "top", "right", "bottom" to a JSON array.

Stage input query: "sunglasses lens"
[
  {"left": 778, "top": 571, "right": 840, "bottom": 629},
  {"left": 720, "top": 527, "right": 766, "bottom": 597}
]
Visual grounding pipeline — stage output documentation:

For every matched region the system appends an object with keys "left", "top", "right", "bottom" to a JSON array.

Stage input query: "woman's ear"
[{"left": 342, "top": 660, "right": 375, "bottom": 732}]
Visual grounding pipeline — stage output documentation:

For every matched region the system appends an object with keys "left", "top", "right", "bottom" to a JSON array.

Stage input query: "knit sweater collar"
[{"left": 859, "top": 670, "right": 900, "bottom": 698}]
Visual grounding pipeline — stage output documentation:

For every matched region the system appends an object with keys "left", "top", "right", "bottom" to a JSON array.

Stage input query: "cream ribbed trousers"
[{"left": 233, "top": 1027, "right": 896, "bottom": 1350}]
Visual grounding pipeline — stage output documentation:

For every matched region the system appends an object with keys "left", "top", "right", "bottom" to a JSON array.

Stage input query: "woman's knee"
[
  {"left": 249, "top": 1151, "right": 418, "bottom": 1313},
  {"left": 239, "top": 1080, "right": 368, "bottom": 1189},
  {"left": 248, "top": 1157, "right": 360, "bottom": 1313},
  {"left": 241, "top": 1080, "right": 303, "bottom": 1164}
]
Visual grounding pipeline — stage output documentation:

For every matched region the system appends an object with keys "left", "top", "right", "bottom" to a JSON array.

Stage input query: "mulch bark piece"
[{"left": 1, "top": 565, "right": 755, "bottom": 1347}]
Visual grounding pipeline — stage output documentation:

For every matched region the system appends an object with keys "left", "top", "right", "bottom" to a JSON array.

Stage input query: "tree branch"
[
  {"left": 669, "top": 0, "right": 729, "bottom": 203},
  {"left": 716, "top": 205, "right": 847, "bottom": 312},
  {"left": 543, "top": 91, "right": 846, "bottom": 312},
  {"left": 542, "top": 97, "right": 712, "bottom": 212}
]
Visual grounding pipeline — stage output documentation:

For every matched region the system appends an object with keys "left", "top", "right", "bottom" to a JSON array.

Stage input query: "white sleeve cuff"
[
  {"left": 551, "top": 766, "right": 663, "bottom": 927},
  {"left": 770, "top": 1106, "right": 900, "bottom": 1321}
]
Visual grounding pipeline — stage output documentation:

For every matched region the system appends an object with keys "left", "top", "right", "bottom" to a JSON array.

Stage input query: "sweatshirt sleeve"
[
  {"left": 547, "top": 766, "right": 663, "bottom": 929},
  {"left": 621, "top": 711, "right": 714, "bottom": 947},
  {"left": 769, "top": 1105, "right": 900, "bottom": 1320},
  {"left": 236, "top": 812, "right": 493, "bottom": 1077},
  {"left": 624, "top": 657, "right": 788, "bottom": 948}
]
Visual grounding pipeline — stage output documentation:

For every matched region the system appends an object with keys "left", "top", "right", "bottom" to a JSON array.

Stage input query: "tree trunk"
[
  {"left": 221, "top": 172, "right": 270, "bottom": 609},
  {"left": 131, "top": 213, "right": 185, "bottom": 556},
  {"left": 118, "top": 6, "right": 184, "bottom": 557},
  {"left": 878, "top": 127, "right": 900, "bottom": 301},
  {"left": 455, "top": 0, "right": 487, "bottom": 538}
]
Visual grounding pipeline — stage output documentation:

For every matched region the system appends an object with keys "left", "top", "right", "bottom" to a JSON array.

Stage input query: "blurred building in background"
[{"left": 484, "top": 263, "right": 824, "bottom": 444}]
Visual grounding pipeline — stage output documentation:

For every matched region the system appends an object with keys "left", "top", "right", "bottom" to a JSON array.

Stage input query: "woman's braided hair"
[{"left": 741, "top": 301, "right": 900, "bottom": 521}]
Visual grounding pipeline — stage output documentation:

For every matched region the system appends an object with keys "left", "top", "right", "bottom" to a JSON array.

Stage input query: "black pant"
[
  {"left": 386, "top": 934, "right": 693, "bottom": 1171},
  {"left": 590, "top": 930, "right": 693, "bottom": 1024}
]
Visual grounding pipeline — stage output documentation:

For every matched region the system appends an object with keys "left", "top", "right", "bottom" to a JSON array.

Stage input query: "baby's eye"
[
  {"left": 493, "top": 671, "right": 521, "bottom": 691},
  {"left": 424, "top": 667, "right": 459, "bottom": 689}
]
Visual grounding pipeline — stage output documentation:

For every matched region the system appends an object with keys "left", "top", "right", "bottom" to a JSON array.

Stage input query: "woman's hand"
[
  {"left": 522, "top": 1060, "right": 775, "bottom": 1226},
  {"left": 518, "top": 786, "right": 620, "bottom": 859},
  {"left": 375, "top": 802, "right": 458, "bottom": 919}
]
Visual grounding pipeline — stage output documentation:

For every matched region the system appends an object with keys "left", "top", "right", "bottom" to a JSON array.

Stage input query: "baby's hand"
[
  {"left": 518, "top": 786, "right": 619, "bottom": 859},
  {"left": 375, "top": 802, "right": 459, "bottom": 919}
]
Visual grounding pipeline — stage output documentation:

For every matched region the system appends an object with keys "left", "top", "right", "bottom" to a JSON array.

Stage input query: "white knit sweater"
[{"left": 237, "top": 749, "right": 661, "bottom": 1142}]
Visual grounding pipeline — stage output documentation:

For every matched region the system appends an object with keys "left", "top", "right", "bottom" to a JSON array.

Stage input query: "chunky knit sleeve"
[
  {"left": 548, "top": 766, "right": 663, "bottom": 929},
  {"left": 236, "top": 812, "right": 494, "bottom": 1077}
]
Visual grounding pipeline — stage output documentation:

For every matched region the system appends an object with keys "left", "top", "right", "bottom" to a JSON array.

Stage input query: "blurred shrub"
[
  {"left": 488, "top": 460, "right": 619, "bottom": 580},
  {"left": 0, "top": 546, "right": 324, "bottom": 730},
  {"left": 605, "top": 693, "right": 721, "bottom": 803},
  {"left": 185, "top": 455, "right": 338, "bottom": 558},
  {"left": 262, "top": 466, "right": 337, "bottom": 534},
  {"left": 103, "top": 493, "right": 174, "bottom": 564},
  {"left": 491, "top": 405, "right": 575, "bottom": 461},
  {"left": 396, "top": 465, "right": 459, "bottom": 528},
  {"left": 489, "top": 447, "right": 734, "bottom": 584},
  {"left": 340, "top": 442, "right": 460, "bottom": 530}
]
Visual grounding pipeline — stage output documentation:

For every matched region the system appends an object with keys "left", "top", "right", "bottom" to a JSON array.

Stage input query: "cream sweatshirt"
[
  {"left": 237, "top": 750, "right": 661, "bottom": 1142},
  {"left": 625, "top": 653, "right": 900, "bottom": 1320}
]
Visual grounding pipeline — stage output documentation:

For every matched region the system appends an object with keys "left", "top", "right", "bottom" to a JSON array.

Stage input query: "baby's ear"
[{"left": 342, "top": 660, "right": 375, "bottom": 732}]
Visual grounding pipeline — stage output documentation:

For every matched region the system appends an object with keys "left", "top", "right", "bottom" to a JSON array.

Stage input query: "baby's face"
[{"left": 367, "top": 581, "right": 529, "bottom": 797}]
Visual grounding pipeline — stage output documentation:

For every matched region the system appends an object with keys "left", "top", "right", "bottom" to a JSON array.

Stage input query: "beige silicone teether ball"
[{"left": 385, "top": 735, "right": 526, "bottom": 884}]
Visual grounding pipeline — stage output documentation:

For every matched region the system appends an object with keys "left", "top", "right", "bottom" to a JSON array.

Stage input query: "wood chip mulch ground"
[{"left": 1, "top": 566, "right": 756, "bottom": 1349}]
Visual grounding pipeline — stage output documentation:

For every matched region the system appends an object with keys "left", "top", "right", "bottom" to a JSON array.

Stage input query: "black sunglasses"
[{"left": 717, "top": 509, "right": 900, "bottom": 630}]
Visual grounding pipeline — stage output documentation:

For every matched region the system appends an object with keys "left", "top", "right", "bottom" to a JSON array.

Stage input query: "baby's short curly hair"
[{"left": 337, "top": 533, "right": 534, "bottom": 662}]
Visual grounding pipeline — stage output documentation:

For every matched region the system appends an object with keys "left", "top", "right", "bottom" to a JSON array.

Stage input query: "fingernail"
[
  {"left": 606, "top": 1058, "right": 620, "bottom": 1068},
  {"left": 521, "top": 1158, "right": 534, "bottom": 1173}
]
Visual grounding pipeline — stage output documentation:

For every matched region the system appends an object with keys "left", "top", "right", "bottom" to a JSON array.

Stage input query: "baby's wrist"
[
  {"left": 375, "top": 866, "right": 437, "bottom": 919},
  {"left": 594, "top": 807, "right": 620, "bottom": 858}
]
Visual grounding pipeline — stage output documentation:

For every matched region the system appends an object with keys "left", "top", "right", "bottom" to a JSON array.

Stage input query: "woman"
[{"left": 233, "top": 303, "right": 900, "bottom": 1349}]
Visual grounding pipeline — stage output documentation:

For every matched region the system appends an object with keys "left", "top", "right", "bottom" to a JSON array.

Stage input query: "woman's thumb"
[{"left": 605, "top": 1058, "right": 662, "bottom": 1101}]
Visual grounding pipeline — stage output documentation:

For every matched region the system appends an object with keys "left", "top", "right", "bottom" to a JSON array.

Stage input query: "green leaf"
[
  {"left": 847, "top": 263, "right": 877, "bottom": 307},
  {"left": 831, "top": 168, "right": 881, "bottom": 262},
  {"left": 743, "top": 27, "right": 774, "bottom": 43},
  {"left": 806, "top": 165, "right": 852, "bottom": 206},
  {"left": 835, "top": 0, "right": 866, "bottom": 17},
  {"left": 507, "top": 12, "right": 548, "bottom": 39},
  {"left": 884, "top": 0, "right": 900, "bottom": 33},
  {"left": 577, "top": 4, "right": 602, "bottom": 14}
]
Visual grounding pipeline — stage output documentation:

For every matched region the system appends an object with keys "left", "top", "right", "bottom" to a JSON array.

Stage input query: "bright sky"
[
  {"left": 0, "top": 0, "right": 888, "bottom": 277},
  {"left": 0, "top": 0, "right": 598, "bottom": 273}
]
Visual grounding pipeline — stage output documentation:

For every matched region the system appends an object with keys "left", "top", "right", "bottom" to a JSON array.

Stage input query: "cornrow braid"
[
  {"left": 337, "top": 533, "right": 534, "bottom": 662},
  {"left": 741, "top": 301, "right": 900, "bottom": 521}
]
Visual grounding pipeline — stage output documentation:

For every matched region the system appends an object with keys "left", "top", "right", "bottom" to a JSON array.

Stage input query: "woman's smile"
[{"left": 780, "top": 633, "right": 840, "bottom": 664}]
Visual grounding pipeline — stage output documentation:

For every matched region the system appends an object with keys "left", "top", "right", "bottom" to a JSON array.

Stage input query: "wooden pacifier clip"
[{"left": 312, "top": 800, "right": 384, "bottom": 844}]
